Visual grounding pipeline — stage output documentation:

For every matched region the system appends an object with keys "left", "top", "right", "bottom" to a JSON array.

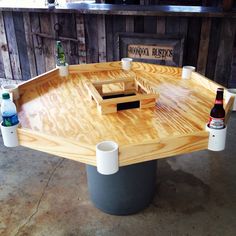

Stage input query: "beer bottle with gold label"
[{"left": 208, "top": 88, "right": 225, "bottom": 129}]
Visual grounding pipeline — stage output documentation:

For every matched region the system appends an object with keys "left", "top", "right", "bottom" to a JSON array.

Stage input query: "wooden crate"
[{"left": 85, "top": 77, "right": 159, "bottom": 114}]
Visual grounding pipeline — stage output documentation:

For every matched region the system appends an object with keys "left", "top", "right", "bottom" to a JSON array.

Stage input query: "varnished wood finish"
[{"left": 16, "top": 62, "right": 232, "bottom": 166}]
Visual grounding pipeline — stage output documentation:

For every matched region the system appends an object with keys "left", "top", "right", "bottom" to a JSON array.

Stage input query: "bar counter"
[{"left": 0, "top": 1, "right": 236, "bottom": 17}]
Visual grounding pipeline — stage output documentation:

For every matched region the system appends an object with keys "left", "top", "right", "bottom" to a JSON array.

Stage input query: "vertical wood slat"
[
  {"left": 126, "top": 16, "right": 134, "bottom": 33},
  {"left": 97, "top": 15, "right": 106, "bottom": 62},
  {"left": 84, "top": 14, "right": 99, "bottom": 63},
  {"left": 144, "top": 16, "right": 157, "bottom": 34},
  {"left": 40, "top": 13, "right": 55, "bottom": 71},
  {"left": 3, "top": 11, "right": 22, "bottom": 80},
  {"left": 166, "top": 17, "right": 180, "bottom": 34},
  {"left": 76, "top": 14, "right": 86, "bottom": 64},
  {"left": 13, "top": 12, "right": 31, "bottom": 81},
  {"left": 57, "top": 13, "right": 78, "bottom": 65},
  {"left": 197, "top": 18, "right": 211, "bottom": 75},
  {"left": 23, "top": 12, "right": 37, "bottom": 78},
  {"left": 156, "top": 17, "right": 166, "bottom": 34},
  {"left": 31, "top": 13, "right": 45, "bottom": 75},
  {"left": 113, "top": 16, "right": 126, "bottom": 61},
  {"left": 205, "top": 18, "right": 221, "bottom": 81},
  {"left": 214, "top": 18, "right": 236, "bottom": 87},
  {"left": 185, "top": 17, "right": 201, "bottom": 67},
  {"left": 105, "top": 15, "right": 113, "bottom": 62},
  {"left": 179, "top": 17, "right": 189, "bottom": 66},
  {"left": 0, "top": 12, "right": 12, "bottom": 79}
]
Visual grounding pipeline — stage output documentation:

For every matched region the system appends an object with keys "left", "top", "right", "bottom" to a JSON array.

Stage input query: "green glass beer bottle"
[{"left": 56, "top": 41, "right": 66, "bottom": 66}]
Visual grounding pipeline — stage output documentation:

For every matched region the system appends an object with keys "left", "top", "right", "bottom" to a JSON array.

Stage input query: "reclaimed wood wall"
[{"left": 0, "top": 11, "right": 235, "bottom": 87}]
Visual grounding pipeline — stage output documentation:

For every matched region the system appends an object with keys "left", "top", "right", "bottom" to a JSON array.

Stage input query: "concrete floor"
[{"left": 0, "top": 114, "right": 236, "bottom": 236}]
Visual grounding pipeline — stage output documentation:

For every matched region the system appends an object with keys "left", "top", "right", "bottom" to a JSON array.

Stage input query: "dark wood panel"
[
  {"left": 166, "top": 16, "right": 180, "bottom": 34},
  {"left": 0, "top": 12, "right": 12, "bottom": 79},
  {"left": 30, "top": 12, "right": 45, "bottom": 75},
  {"left": 113, "top": 15, "right": 126, "bottom": 61},
  {"left": 76, "top": 14, "right": 86, "bottom": 64},
  {"left": 134, "top": 16, "right": 144, "bottom": 33},
  {"left": 3, "top": 11, "right": 22, "bottom": 80},
  {"left": 13, "top": 12, "right": 31, "bottom": 80},
  {"left": 205, "top": 18, "right": 221, "bottom": 80},
  {"left": 105, "top": 15, "right": 113, "bottom": 62},
  {"left": 156, "top": 16, "right": 166, "bottom": 34},
  {"left": 23, "top": 12, "right": 37, "bottom": 78},
  {"left": 214, "top": 18, "right": 236, "bottom": 87},
  {"left": 126, "top": 16, "right": 134, "bottom": 33},
  {"left": 97, "top": 15, "right": 106, "bottom": 62},
  {"left": 144, "top": 16, "right": 157, "bottom": 34},
  {"left": 185, "top": 17, "right": 201, "bottom": 67},
  {"left": 85, "top": 14, "right": 99, "bottom": 63},
  {"left": 197, "top": 18, "right": 211, "bottom": 75}
]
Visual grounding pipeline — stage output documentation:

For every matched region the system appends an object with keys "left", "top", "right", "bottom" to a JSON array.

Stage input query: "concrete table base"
[{"left": 86, "top": 160, "right": 157, "bottom": 215}]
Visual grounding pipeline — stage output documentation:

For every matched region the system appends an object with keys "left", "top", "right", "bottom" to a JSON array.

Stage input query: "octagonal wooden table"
[{"left": 14, "top": 62, "right": 233, "bottom": 215}]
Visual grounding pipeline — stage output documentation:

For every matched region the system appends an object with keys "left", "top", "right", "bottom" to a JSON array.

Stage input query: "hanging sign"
[{"left": 127, "top": 44, "right": 174, "bottom": 61}]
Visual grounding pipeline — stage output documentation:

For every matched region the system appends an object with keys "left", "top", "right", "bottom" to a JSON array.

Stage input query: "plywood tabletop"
[{"left": 16, "top": 62, "right": 229, "bottom": 166}]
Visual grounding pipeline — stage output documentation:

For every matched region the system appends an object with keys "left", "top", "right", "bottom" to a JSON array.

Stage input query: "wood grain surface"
[{"left": 16, "top": 62, "right": 231, "bottom": 166}]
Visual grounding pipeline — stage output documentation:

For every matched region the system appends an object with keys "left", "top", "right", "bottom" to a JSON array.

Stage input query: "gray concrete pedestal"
[{"left": 86, "top": 160, "right": 157, "bottom": 215}]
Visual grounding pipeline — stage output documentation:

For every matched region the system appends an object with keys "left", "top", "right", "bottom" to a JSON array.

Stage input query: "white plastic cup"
[
  {"left": 121, "top": 58, "right": 133, "bottom": 71},
  {"left": 96, "top": 141, "right": 119, "bottom": 175},
  {"left": 1, "top": 122, "right": 19, "bottom": 147},
  {"left": 206, "top": 124, "right": 227, "bottom": 151},
  {"left": 1, "top": 84, "right": 19, "bottom": 100},
  {"left": 225, "top": 88, "right": 236, "bottom": 111},
  {"left": 181, "top": 66, "right": 196, "bottom": 80},
  {"left": 58, "top": 63, "right": 69, "bottom": 77}
]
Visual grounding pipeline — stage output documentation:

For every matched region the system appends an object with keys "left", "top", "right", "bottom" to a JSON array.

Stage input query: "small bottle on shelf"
[
  {"left": 208, "top": 88, "right": 225, "bottom": 129},
  {"left": 1, "top": 93, "right": 19, "bottom": 127},
  {"left": 56, "top": 41, "right": 66, "bottom": 66}
]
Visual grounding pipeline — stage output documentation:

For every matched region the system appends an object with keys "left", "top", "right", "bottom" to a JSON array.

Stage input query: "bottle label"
[
  {"left": 208, "top": 116, "right": 225, "bottom": 129},
  {"left": 2, "top": 114, "right": 19, "bottom": 127},
  {"left": 215, "top": 99, "right": 223, "bottom": 105}
]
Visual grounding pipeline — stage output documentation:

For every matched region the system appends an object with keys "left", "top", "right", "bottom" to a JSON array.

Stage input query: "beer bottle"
[
  {"left": 56, "top": 41, "right": 66, "bottom": 66},
  {"left": 208, "top": 88, "right": 225, "bottom": 129}
]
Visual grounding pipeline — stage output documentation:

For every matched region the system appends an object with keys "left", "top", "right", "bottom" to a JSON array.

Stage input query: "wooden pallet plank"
[
  {"left": 197, "top": 18, "right": 212, "bottom": 75},
  {"left": 40, "top": 13, "right": 55, "bottom": 71},
  {"left": 205, "top": 18, "right": 221, "bottom": 81},
  {"left": 23, "top": 12, "right": 37, "bottom": 78},
  {"left": 3, "top": 11, "right": 22, "bottom": 80},
  {"left": 126, "top": 16, "right": 134, "bottom": 33},
  {"left": 84, "top": 14, "right": 99, "bottom": 63},
  {"left": 185, "top": 17, "right": 201, "bottom": 67},
  {"left": 0, "top": 11, "right": 12, "bottom": 79},
  {"left": 76, "top": 14, "right": 86, "bottom": 64},
  {"left": 113, "top": 15, "right": 126, "bottom": 61},
  {"left": 105, "top": 15, "right": 113, "bottom": 62},
  {"left": 13, "top": 12, "right": 31, "bottom": 81},
  {"left": 156, "top": 16, "right": 166, "bottom": 34},
  {"left": 31, "top": 12, "right": 45, "bottom": 75},
  {"left": 214, "top": 18, "right": 236, "bottom": 87},
  {"left": 97, "top": 15, "right": 106, "bottom": 62}
]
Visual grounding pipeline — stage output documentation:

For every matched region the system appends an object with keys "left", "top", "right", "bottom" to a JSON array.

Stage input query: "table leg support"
[{"left": 86, "top": 160, "right": 157, "bottom": 215}]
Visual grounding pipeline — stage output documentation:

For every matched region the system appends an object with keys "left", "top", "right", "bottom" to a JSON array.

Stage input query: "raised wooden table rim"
[{"left": 16, "top": 62, "right": 234, "bottom": 167}]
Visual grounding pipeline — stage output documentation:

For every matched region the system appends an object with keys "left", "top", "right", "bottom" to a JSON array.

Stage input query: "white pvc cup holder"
[
  {"left": 0, "top": 122, "right": 19, "bottom": 147},
  {"left": 206, "top": 124, "right": 227, "bottom": 151},
  {"left": 181, "top": 66, "right": 196, "bottom": 80},
  {"left": 121, "top": 58, "right": 133, "bottom": 71},
  {"left": 57, "top": 63, "right": 69, "bottom": 77},
  {"left": 225, "top": 88, "right": 236, "bottom": 111},
  {"left": 1, "top": 84, "right": 19, "bottom": 100},
  {"left": 96, "top": 141, "right": 119, "bottom": 175}
]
